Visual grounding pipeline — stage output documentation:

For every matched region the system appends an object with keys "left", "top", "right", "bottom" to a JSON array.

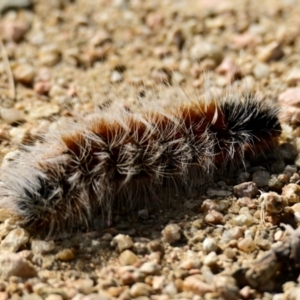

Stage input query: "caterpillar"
[{"left": 0, "top": 90, "right": 281, "bottom": 237}]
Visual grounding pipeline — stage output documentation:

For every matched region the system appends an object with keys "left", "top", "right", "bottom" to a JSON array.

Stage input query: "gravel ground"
[{"left": 1, "top": 0, "right": 300, "bottom": 299}]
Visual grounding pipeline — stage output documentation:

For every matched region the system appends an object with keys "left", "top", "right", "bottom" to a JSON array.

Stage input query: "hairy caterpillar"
[{"left": 0, "top": 91, "right": 281, "bottom": 237}]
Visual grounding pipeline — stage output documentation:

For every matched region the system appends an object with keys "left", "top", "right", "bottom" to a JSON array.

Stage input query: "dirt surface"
[{"left": 0, "top": 0, "right": 300, "bottom": 299}]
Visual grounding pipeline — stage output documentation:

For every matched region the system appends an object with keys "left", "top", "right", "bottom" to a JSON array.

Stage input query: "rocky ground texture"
[{"left": 1, "top": 0, "right": 300, "bottom": 299}]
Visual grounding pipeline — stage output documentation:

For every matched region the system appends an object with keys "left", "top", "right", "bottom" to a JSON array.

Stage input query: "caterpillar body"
[{"left": 0, "top": 91, "right": 281, "bottom": 237}]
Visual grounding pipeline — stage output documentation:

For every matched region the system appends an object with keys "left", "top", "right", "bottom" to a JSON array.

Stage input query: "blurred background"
[{"left": 0, "top": 0, "right": 299, "bottom": 146}]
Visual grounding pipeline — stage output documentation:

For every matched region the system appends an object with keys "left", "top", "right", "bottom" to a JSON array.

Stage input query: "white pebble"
[
  {"left": 202, "top": 237, "right": 218, "bottom": 253},
  {"left": 203, "top": 251, "right": 218, "bottom": 266}
]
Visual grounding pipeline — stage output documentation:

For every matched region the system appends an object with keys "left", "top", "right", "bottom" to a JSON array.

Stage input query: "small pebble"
[
  {"left": 286, "top": 68, "right": 300, "bottom": 85},
  {"left": 278, "top": 174, "right": 289, "bottom": 184},
  {"left": 238, "top": 238, "right": 256, "bottom": 252},
  {"left": 203, "top": 251, "right": 218, "bottom": 266},
  {"left": 201, "top": 199, "right": 230, "bottom": 212},
  {"left": 0, "top": 253, "right": 37, "bottom": 279},
  {"left": 257, "top": 42, "right": 284, "bottom": 62},
  {"left": 162, "top": 224, "right": 181, "bottom": 244},
  {"left": 119, "top": 250, "right": 138, "bottom": 266},
  {"left": 285, "top": 287, "right": 300, "bottom": 300},
  {"left": 74, "top": 279, "right": 94, "bottom": 294},
  {"left": 132, "top": 242, "right": 148, "bottom": 255},
  {"left": 112, "top": 234, "right": 134, "bottom": 252},
  {"left": 0, "top": 108, "right": 24, "bottom": 125},
  {"left": 216, "top": 57, "right": 241, "bottom": 84},
  {"left": 138, "top": 209, "right": 149, "bottom": 220},
  {"left": 130, "top": 282, "right": 153, "bottom": 298},
  {"left": 202, "top": 237, "right": 218, "bottom": 253},
  {"left": 252, "top": 170, "right": 270, "bottom": 187},
  {"left": 290, "top": 173, "right": 300, "bottom": 183},
  {"left": 282, "top": 184, "right": 300, "bottom": 204},
  {"left": 45, "top": 295, "right": 63, "bottom": 300},
  {"left": 162, "top": 282, "right": 178, "bottom": 296},
  {"left": 204, "top": 210, "right": 224, "bottom": 224},
  {"left": 39, "top": 45, "right": 61, "bottom": 67},
  {"left": 190, "top": 41, "right": 223, "bottom": 64},
  {"left": 277, "top": 143, "right": 298, "bottom": 163},
  {"left": 110, "top": 71, "right": 123, "bottom": 83},
  {"left": 232, "top": 213, "right": 255, "bottom": 226},
  {"left": 13, "top": 64, "right": 35, "bottom": 85},
  {"left": 182, "top": 275, "right": 214, "bottom": 296},
  {"left": 180, "top": 258, "right": 201, "bottom": 270},
  {"left": 253, "top": 63, "right": 270, "bottom": 79},
  {"left": 224, "top": 248, "right": 236, "bottom": 260},
  {"left": 222, "top": 227, "right": 244, "bottom": 243},
  {"left": 284, "top": 165, "right": 297, "bottom": 176},
  {"left": 31, "top": 240, "right": 55, "bottom": 255},
  {"left": 147, "top": 240, "right": 164, "bottom": 254},
  {"left": 139, "top": 261, "right": 160, "bottom": 275},
  {"left": 237, "top": 197, "right": 257, "bottom": 209},
  {"left": 237, "top": 172, "right": 251, "bottom": 183},
  {"left": 0, "top": 228, "right": 29, "bottom": 253},
  {"left": 268, "top": 175, "right": 284, "bottom": 191},
  {"left": 34, "top": 81, "right": 52, "bottom": 95},
  {"left": 4, "top": 21, "right": 29, "bottom": 43},
  {"left": 233, "top": 182, "right": 258, "bottom": 198},
  {"left": 279, "top": 93, "right": 300, "bottom": 126},
  {"left": 119, "top": 266, "right": 144, "bottom": 285},
  {"left": 152, "top": 276, "right": 165, "bottom": 291},
  {"left": 272, "top": 159, "right": 286, "bottom": 174},
  {"left": 57, "top": 249, "right": 75, "bottom": 261}
]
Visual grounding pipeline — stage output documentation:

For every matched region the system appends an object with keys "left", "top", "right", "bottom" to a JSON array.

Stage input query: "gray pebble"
[
  {"left": 277, "top": 143, "right": 298, "bottom": 163},
  {"left": 252, "top": 170, "right": 271, "bottom": 187},
  {"left": 237, "top": 172, "right": 251, "bottom": 183},
  {"left": 283, "top": 165, "right": 297, "bottom": 176},
  {"left": 272, "top": 159, "right": 286, "bottom": 174}
]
